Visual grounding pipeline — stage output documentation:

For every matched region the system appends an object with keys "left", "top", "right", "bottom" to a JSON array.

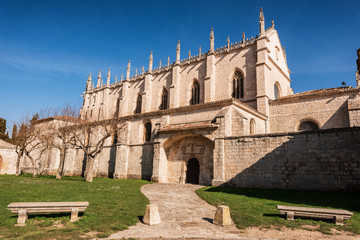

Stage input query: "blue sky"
[{"left": 0, "top": 0, "right": 359, "bottom": 130}]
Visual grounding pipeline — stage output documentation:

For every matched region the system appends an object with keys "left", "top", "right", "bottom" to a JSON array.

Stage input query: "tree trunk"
[
  {"left": 85, "top": 155, "right": 95, "bottom": 182},
  {"left": 15, "top": 152, "right": 22, "bottom": 176},
  {"left": 29, "top": 156, "right": 37, "bottom": 177},
  {"left": 56, "top": 146, "right": 66, "bottom": 180}
]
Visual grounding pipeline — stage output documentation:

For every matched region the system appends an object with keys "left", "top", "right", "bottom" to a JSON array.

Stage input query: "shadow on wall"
[
  {"left": 204, "top": 187, "right": 360, "bottom": 212},
  {"left": 141, "top": 144, "right": 154, "bottom": 181},
  {"left": 108, "top": 145, "right": 116, "bottom": 178},
  {"left": 322, "top": 101, "right": 350, "bottom": 129},
  {"left": 221, "top": 127, "right": 360, "bottom": 192}
]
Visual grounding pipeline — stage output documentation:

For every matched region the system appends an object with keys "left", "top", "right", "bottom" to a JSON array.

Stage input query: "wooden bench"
[
  {"left": 7, "top": 202, "right": 89, "bottom": 226},
  {"left": 277, "top": 205, "right": 353, "bottom": 225}
]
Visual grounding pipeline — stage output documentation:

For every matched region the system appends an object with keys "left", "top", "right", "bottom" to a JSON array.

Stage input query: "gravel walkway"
[{"left": 105, "top": 183, "right": 255, "bottom": 239}]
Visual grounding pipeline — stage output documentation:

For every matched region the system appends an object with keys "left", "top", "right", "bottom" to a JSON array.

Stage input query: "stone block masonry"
[{"left": 220, "top": 127, "right": 360, "bottom": 191}]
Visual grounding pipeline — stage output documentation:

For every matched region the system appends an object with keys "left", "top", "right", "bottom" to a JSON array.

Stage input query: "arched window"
[
  {"left": 135, "top": 94, "right": 142, "bottom": 114},
  {"left": 232, "top": 70, "right": 244, "bottom": 99},
  {"left": 250, "top": 119, "right": 256, "bottom": 135},
  {"left": 191, "top": 81, "right": 200, "bottom": 105},
  {"left": 298, "top": 121, "right": 319, "bottom": 131},
  {"left": 160, "top": 88, "right": 168, "bottom": 110},
  {"left": 274, "top": 83, "right": 281, "bottom": 100},
  {"left": 144, "top": 122, "right": 152, "bottom": 141}
]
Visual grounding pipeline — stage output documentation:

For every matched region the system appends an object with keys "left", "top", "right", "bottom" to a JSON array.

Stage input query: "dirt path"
[{"left": 105, "top": 183, "right": 358, "bottom": 240}]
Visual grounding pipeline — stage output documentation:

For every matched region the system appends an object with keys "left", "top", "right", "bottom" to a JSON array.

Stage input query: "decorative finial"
[
  {"left": 259, "top": 8, "right": 265, "bottom": 35},
  {"left": 242, "top": 31, "right": 245, "bottom": 43},
  {"left": 209, "top": 27, "right": 214, "bottom": 52},
  {"left": 126, "top": 60, "right": 130, "bottom": 80},
  {"left": 135, "top": 68, "right": 138, "bottom": 76},
  {"left": 115, "top": 75, "right": 117, "bottom": 82},
  {"left": 176, "top": 40, "right": 180, "bottom": 64},
  {"left": 149, "top": 51, "right": 153, "bottom": 72},
  {"left": 227, "top": 35, "right": 230, "bottom": 49},
  {"left": 96, "top": 70, "right": 101, "bottom": 87},
  {"left": 86, "top": 73, "right": 92, "bottom": 91},
  {"left": 271, "top": 20, "right": 275, "bottom": 27},
  {"left": 167, "top": 56, "right": 170, "bottom": 66},
  {"left": 121, "top": 73, "right": 124, "bottom": 80},
  {"left": 199, "top": 45, "right": 202, "bottom": 56},
  {"left": 188, "top": 49, "right": 191, "bottom": 60},
  {"left": 106, "top": 68, "right": 111, "bottom": 86},
  {"left": 159, "top": 59, "right": 162, "bottom": 68},
  {"left": 142, "top": 65, "right": 144, "bottom": 74}
]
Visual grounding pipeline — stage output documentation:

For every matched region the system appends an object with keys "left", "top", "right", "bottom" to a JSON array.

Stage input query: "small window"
[
  {"left": 144, "top": 122, "right": 152, "bottom": 141},
  {"left": 250, "top": 119, "right": 256, "bottom": 135},
  {"left": 232, "top": 70, "right": 244, "bottom": 99},
  {"left": 135, "top": 94, "right": 142, "bottom": 114},
  {"left": 274, "top": 83, "right": 281, "bottom": 100},
  {"left": 190, "top": 81, "right": 200, "bottom": 105},
  {"left": 298, "top": 121, "right": 318, "bottom": 131},
  {"left": 160, "top": 88, "right": 168, "bottom": 110}
]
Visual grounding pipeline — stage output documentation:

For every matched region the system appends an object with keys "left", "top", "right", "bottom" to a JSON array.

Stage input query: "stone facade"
[
  {"left": 18, "top": 9, "right": 360, "bottom": 191},
  {"left": 0, "top": 139, "right": 17, "bottom": 174}
]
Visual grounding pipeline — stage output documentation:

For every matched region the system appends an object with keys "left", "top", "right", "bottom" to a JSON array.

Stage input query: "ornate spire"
[
  {"left": 121, "top": 73, "right": 123, "bottom": 80},
  {"left": 199, "top": 45, "right": 202, "bottom": 56},
  {"left": 135, "top": 68, "right": 138, "bottom": 76},
  {"left": 271, "top": 20, "right": 275, "bottom": 28},
  {"left": 188, "top": 49, "right": 191, "bottom": 60},
  {"left": 126, "top": 61, "right": 130, "bottom": 80},
  {"left": 86, "top": 73, "right": 92, "bottom": 91},
  {"left": 106, "top": 68, "right": 111, "bottom": 86},
  {"left": 242, "top": 31, "right": 245, "bottom": 43},
  {"left": 167, "top": 56, "right": 170, "bottom": 66},
  {"left": 142, "top": 65, "right": 145, "bottom": 74},
  {"left": 96, "top": 70, "right": 101, "bottom": 87},
  {"left": 209, "top": 27, "right": 214, "bottom": 52},
  {"left": 159, "top": 59, "right": 162, "bottom": 68},
  {"left": 259, "top": 8, "right": 265, "bottom": 35},
  {"left": 176, "top": 40, "right": 180, "bottom": 64},
  {"left": 115, "top": 75, "right": 117, "bottom": 83},
  {"left": 227, "top": 35, "right": 230, "bottom": 49},
  {"left": 149, "top": 51, "right": 153, "bottom": 72}
]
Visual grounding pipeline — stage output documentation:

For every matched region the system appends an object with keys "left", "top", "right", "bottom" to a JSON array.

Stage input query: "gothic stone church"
[{"left": 21, "top": 9, "right": 360, "bottom": 191}]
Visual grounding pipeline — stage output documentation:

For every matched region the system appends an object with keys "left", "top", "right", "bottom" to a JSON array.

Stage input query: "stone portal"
[{"left": 186, "top": 158, "right": 200, "bottom": 184}]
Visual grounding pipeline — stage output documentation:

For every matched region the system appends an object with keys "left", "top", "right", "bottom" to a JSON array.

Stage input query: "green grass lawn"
[
  {"left": 0, "top": 174, "right": 149, "bottom": 239},
  {"left": 197, "top": 186, "right": 360, "bottom": 235}
]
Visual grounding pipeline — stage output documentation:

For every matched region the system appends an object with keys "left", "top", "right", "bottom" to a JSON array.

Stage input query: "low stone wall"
[{"left": 221, "top": 127, "right": 360, "bottom": 191}]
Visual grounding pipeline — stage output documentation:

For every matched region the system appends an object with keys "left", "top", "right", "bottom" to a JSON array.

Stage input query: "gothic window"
[
  {"left": 274, "top": 82, "right": 281, "bottom": 100},
  {"left": 135, "top": 94, "right": 142, "bottom": 114},
  {"left": 250, "top": 119, "right": 256, "bottom": 135},
  {"left": 298, "top": 121, "right": 319, "bottom": 131},
  {"left": 160, "top": 88, "right": 168, "bottom": 110},
  {"left": 190, "top": 81, "right": 200, "bottom": 105},
  {"left": 144, "top": 122, "right": 152, "bottom": 142},
  {"left": 232, "top": 70, "right": 244, "bottom": 99}
]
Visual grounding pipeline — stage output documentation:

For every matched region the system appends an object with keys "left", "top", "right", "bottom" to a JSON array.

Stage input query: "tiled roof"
[{"left": 159, "top": 121, "right": 217, "bottom": 132}]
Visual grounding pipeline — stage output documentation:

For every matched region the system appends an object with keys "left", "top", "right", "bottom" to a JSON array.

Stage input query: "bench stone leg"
[
  {"left": 16, "top": 210, "right": 27, "bottom": 226},
  {"left": 334, "top": 215, "right": 344, "bottom": 225},
  {"left": 286, "top": 211, "right": 294, "bottom": 221},
  {"left": 70, "top": 208, "right": 79, "bottom": 222}
]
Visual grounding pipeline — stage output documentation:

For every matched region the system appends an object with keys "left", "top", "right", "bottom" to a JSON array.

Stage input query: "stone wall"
[{"left": 221, "top": 127, "right": 360, "bottom": 191}]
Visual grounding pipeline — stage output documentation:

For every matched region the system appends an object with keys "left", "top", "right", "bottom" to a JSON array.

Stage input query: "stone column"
[
  {"left": 170, "top": 64, "right": 180, "bottom": 108},
  {"left": 151, "top": 142, "right": 167, "bottom": 183},
  {"left": 212, "top": 138, "right": 225, "bottom": 186},
  {"left": 119, "top": 80, "right": 129, "bottom": 116},
  {"left": 113, "top": 144, "right": 129, "bottom": 179},
  {"left": 144, "top": 73, "right": 153, "bottom": 112},
  {"left": 204, "top": 52, "right": 216, "bottom": 103}
]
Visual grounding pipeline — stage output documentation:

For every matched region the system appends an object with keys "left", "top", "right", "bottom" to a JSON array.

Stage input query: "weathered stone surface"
[
  {"left": 213, "top": 205, "right": 232, "bottom": 226},
  {"left": 143, "top": 204, "right": 161, "bottom": 225}
]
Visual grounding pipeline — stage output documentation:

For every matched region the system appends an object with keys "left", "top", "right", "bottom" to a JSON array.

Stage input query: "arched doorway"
[{"left": 186, "top": 158, "right": 200, "bottom": 184}]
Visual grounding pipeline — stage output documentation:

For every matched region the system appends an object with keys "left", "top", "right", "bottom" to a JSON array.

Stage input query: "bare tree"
[
  {"left": 45, "top": 105, "right": 80, "bottom": 179},
  {"left": 66, "top": 118, "right": 119, "bottom": 182},
  {"left": 13, "top": 116, "right": 48, "bottom": 177}
]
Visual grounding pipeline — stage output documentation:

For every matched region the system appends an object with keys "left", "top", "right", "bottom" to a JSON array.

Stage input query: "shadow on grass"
[
  {"left": 10, "top": 212, "right": 85, "bottom": 220},
  {"left": 204, "top": 187, "right": 360, "bottom": 212}
]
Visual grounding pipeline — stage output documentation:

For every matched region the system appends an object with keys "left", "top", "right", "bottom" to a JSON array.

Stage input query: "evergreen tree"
[
  {"left": 12, "top": 124, "right": 18, "bottom": 143},
  {"left": 0, "top": 118, "right": 7, "bottom": 140}
]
